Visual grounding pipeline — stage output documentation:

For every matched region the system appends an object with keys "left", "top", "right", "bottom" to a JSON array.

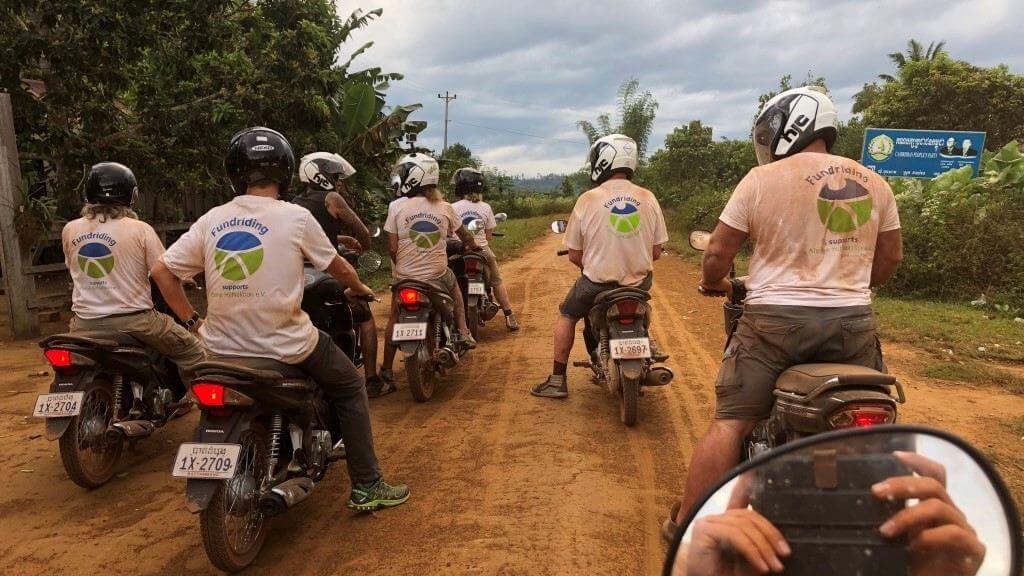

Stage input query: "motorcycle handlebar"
[
  {"left": 556, "top": 249, "right": 569, "bottom": 256},
  {"left": 492, "top": 232, "right": 506, "bottom": 237}
]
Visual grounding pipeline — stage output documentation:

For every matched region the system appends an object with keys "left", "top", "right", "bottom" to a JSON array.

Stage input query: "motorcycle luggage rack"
[{"left": 775, "top": 364, "right": 906, "bottom": 405}]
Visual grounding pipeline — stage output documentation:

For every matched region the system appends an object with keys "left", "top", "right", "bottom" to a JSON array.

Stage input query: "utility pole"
[{"left": 437, "top": 91, "right": 456, "bottom": 155}]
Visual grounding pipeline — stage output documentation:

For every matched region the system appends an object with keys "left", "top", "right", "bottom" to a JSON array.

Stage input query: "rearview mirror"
[
  {"left": 550, "top": 220, "right": 568, "bottom": 234},
  {"left": 357, "top": 251, "right": 383, "bottom": 273},
  {"left": 688, "top": 230, "right": 711, "bottom": 252},
  {"left": 666, "top": 425, "right": 1020, "bottom": 576},
  {"left": 495, "top": 212, "right": 508, "bottom": 222},
  {"left": 369, "top": 224, "right": 382, "bottom": 239},
  {"left": 467, "top": 218, "right": 485, "bottom": 233}
]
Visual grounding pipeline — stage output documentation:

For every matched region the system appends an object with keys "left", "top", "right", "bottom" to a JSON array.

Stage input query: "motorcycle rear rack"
[{"left": 775, "top": 376, "right": 906, "bottom": 405}]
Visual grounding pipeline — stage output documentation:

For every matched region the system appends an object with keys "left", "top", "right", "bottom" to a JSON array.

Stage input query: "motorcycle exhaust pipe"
[
  {"left": 261, "top": 477, "right": 315, "bottom": 516},
  {"left": 643, "top": 367, "right": 674, "bottom": 387},
  {"left": 108, "top": 420, "right": 156, "bottom": 440}
]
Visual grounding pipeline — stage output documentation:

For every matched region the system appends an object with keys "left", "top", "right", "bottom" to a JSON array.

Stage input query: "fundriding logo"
[
  {"left": 608, "top": 202, "right": 641, "bottom": 235},
  {"left": 214, "top": 232, "right": 264, "bottom": 281},
  {"left": 77, "top": 243, "right": 115, "bottom": 279},
  {"left": 409, "top": 220, "right": 441, "bottom": 248},
  {"left": 817, "top": 179, "right": 873, "bottom": 233}
]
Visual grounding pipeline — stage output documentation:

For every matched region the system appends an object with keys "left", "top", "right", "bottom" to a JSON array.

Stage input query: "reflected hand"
[
  {"left": 873, "top": 451, "right": 986, "bottom": 576},
  {"left": 346, "top": 283, "right": 376, "bottom": 301},
  {"left": 686, "top": 509, "right": 790, "bottom": 576},
  {"left": 698, "top": 277, "right": 732, "bottom": 298},
  {"left": 338, "top": 236, "right": 361, "bottom": 251}
]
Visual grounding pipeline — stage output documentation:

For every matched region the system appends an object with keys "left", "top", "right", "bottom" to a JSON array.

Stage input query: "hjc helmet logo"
[{"left": 780, "top": 115, "right": 811, "bottom": 144}]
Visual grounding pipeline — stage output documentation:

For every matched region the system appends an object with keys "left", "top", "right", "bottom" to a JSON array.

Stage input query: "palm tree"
[
  {"left": 879, "top": 39, "right": 947, "bottom": 82},
  {"left": 577, "top": 78, "right": 658, "bottom": 159}
]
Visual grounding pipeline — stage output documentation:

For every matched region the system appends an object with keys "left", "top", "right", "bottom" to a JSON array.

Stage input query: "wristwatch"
[{"left": 184, "top": 312, "right": 201, "bottom": 332}]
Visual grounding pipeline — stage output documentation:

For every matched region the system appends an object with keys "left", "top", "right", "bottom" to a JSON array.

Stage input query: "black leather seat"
[
  {"left": 196, "top": 357, "right": 309, "bottom": 382},
  {"left": 594, "top": 287, "right": 651, "bottom": 306},
  {"left": 42, "top": 331, "right": 144, "bottom": 349},
  {"left": 777, "top": 363, "right": 895, "bottom": 395}
]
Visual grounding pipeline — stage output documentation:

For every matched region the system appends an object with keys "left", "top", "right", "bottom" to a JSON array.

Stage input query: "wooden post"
[{"left": 0, "top": 92, "right": 39, "bottom": 338}]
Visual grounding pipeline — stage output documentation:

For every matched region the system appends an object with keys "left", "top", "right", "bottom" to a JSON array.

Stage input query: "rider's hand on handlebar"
[
  {"left": 872, "top": 452, "right": 986, "bottom": 576},
  {"left": 338, "top": 236, "right": 362, "bottom": 251},
  {"left": 346, "top": 282, "right": 377, "bottom": 302},
  {"left": 698, "top": 277, "right": 733, "bottom": 298}
]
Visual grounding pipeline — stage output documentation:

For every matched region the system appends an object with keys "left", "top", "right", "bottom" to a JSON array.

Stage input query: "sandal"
[{"left": 661, "top": 501, "right": 682, "bottom": 543}]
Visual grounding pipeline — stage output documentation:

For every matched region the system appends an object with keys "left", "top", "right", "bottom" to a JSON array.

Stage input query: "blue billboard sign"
[{"left": 861, "top": 128, "right": 986, "bottom": 178}]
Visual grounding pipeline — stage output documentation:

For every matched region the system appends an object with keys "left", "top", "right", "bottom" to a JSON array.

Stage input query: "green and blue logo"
[
  {"left": 817, "top": 179, "right": 873, "bottom": 233},
  {"left": 77, "top": 243, "right": 115, "bottom": 279},
  {"left": 214, "top": 231, "right": 264, "bottom": 281},
  {"left": 409, "top": 220, "right": 441, "bottom": 249},
  {"left": 608, "top": 202, "right": 641, "bottom": 235}
]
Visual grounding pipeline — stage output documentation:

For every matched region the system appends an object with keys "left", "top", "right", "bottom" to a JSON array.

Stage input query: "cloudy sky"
[{"left": 345, "top": 0, "right": 1024, "bottom": 176}]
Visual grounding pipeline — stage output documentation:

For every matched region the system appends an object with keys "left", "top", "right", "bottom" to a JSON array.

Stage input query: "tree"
[
  {"left": 437, "top": 142, "right": 480, "bottom": 193},
  {"left": 879, "top": 39, "right": 947, "bottom": 82},
  {"left": 577, "top": 78, "right": 658, "bottom": 159},
  {"left": 640, "top": 120, "right": 755, "bottom": 204},
  {"left": 756, "top": 72, "right": 828, "bottom": 117}
]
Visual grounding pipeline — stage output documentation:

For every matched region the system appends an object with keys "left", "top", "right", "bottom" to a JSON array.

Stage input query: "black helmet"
[
  {"left": 225, "top": 127, "right": 295, "bottom": 196},
  {"left": 84, "top": 162, "right": 138, "bottom": 206},
  {"left": 451, "top": 167, "right": 485, "bottom": 196}
]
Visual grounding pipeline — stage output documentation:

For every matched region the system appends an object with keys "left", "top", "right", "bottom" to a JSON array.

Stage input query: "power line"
[
  {"left": 437, "top": 91, "right": 457, "bottom": 154},
  {"left": 449, "top": 119, "right": 587, "bottom": 145}
]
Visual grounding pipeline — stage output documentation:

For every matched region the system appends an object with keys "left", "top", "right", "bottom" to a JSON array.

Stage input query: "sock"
[{"left": 553, "top": 361, "right": 567, "bottom": 376}]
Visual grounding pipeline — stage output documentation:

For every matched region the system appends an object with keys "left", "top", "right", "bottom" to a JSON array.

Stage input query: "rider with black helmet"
[
  {"left": 450, "top": 168, "right": 519, "bottom": 331},
  {"left": 62, "top": 162, "right": 204, "bottom": 377},
  {"left": 151, "top": 127, "right": 410, "bottom": 512}
]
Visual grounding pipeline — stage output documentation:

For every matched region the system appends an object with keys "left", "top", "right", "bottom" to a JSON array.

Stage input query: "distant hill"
[{"left": 509, "top": 173, "right": 566, "bottom": 193}]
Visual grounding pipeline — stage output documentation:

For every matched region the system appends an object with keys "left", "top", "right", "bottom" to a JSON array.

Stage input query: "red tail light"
[
  {"left": 828, "top": 405, "right": 895, "bottom": 429},
  {"left": 192, "top": 382, "right": 225, "bottom": 407},
  {"left": 399, "top": 288, "right": 421, "bottom": 311},
  {"left": 612, "top": 301, "right": 639, "bottom": 325},
  {"left": 44, "top": 348, "right": 73, "bottom": 368},
  {"left": 464, "top": 258, "right": 479, "bottom": 274}
]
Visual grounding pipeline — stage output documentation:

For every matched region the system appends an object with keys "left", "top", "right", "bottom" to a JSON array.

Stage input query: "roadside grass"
[{"left": 920, "top": 361, "right": 1024, "bottom": 394}]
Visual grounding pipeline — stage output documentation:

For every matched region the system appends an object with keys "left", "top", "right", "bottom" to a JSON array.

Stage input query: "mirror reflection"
[
  {"left": 358, "top": 250, "right": 383, "bottom": 273},
  {"left": 369, "top": 224, "right": 382, "bottom": 238},
  {"left": 550, "top": 220, "right": 568, "bottom": 234},
  {"left": 689, "top": 230, "right": 711, "bottom": 252},
  {"left": 467, "top": 218, "right": 485, "bottom": 233},
  {"left": 672, "top": 432, "right": 1011, "bottom": 576}
]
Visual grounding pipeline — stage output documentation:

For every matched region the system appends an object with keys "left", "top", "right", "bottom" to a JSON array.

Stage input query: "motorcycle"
[
  {"left": 33, "top": 284, "right": 196, "bottom": 488},
  {"left": 449, "top": 214, "right": 507, "bottom": 340},
  {"left": 688, "top": 230, "right": 905, "bottom": 459},
  {"left": 391, "top": 238, "right": 473, "bottom": 402},
  {"left": 550, "top": 219, "right": 675, "bottom": 426}
]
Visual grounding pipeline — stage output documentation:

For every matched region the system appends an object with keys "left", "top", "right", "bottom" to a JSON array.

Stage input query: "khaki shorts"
[
  {"left": 558, "top": 272, "right": 653, "bottom": 319},
  {"left": 480, "top": 246, "right": 502, "bottom": 286},
  {"left": 714, "top": 305, "right": 886, "bottom": 421},
  {"left": 70, "top": 309, "right": 206, "bottom": 374}
]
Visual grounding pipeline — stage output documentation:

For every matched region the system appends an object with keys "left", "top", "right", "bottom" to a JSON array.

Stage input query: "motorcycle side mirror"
[
  {"left": 666, "top": 425, "right": 1020, "bottom": 576},
  {"left": 688, "top": 230, "right": 711, "bottom": 252},
  {"left": 550, "top": 220, "right": 568, "bottom": 234},
  {"left": 494, "top": 212, "right": 508, "bottom": 222},
  {"left": 369, "top": 225, "right": 382, "bottom": 238},
  {"left": 358, "top": 251, "right": 383, "bottom": 273},
  {"left": 467, "top": 218, "right": 485, "bottom": 233}
]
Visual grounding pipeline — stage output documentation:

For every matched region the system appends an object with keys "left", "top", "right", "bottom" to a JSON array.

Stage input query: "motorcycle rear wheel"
[
  {"left": 200, "top": 422, "right": 270, "bottom": 573},
  {"left": 467, "top": 304, "right": 481, "bottom": 340},
  {"left": 59, "top": 377, "right": 123, "bottom": 488},
  {"left": 407, "top": 325, "right": 437, "bottom": 402},
  {"left": 619, "top": 371, "right": 639, "bottom": 427}
]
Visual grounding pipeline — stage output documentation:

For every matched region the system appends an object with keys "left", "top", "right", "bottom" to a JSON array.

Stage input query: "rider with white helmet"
[{"left": 531, "top": 134, "right": 669, "bottom": 399}]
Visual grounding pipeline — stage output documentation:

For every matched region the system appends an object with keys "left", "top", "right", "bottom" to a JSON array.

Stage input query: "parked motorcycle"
[
  {"left": 449, "top": 214, "right": 507, "bottom": 340},
  {"left": 33, "top": 284, "right": 196, "bottom": 488},
  {"left": 550, "top": 219, "right": 675, "bottom": 426},
  {"left": 391, "top": 238, "right": 473, "bottom": 402},
  {"left": 688, "top": 230, "right": 905, "bottom": 459}
]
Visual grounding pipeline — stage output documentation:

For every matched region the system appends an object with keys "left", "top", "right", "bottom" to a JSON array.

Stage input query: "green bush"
[{"left": 490, "top": 195, "right": 575, "bottom": 219}]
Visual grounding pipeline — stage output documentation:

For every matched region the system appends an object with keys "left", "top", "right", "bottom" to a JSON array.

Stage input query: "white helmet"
[
  {"left": 753, "top": 86, "right": 837, "bottom": 165},
  {"left": 390, "top": 153, "right": 439, "bottom": 198},
  {"left": 299, "top": 152, "right": 356, "bottom": 191},
  {"left": 587, "top": 133, "right": 638, "bottom": 184}
]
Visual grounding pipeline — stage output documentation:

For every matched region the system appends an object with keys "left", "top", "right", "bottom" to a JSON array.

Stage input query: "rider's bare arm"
[
  {"left": 871, "top": 229, "right": 903, "bottom": 288},
  {"left": 485, "top": 228, "right": 493, "bottom": 242},
  {"left": 150, "top": 261, "right": 197, "bottom": 322},
  {"left": 455, "top": 226, "right": 479, "bottom": 251},
  {"left": 325, "top": 254, "right": 373, "bottom": 297},
  {"left": 653, "top": 244, "right": 664, "bottom": 261},
  {"left": 701, "top": 222, "right": 747, "bottom": 284},
  {"left": 326, "top": 191, "right": 371, "bottom": 250},
  {"left": 567, "top": 248, "right": 583, "bottom": 270},
  {"left": 388, "top": 232, "right": 399, "bottom": 263}
]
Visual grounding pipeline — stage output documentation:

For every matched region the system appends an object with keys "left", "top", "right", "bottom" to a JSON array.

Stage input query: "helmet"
[
  {"left": 299, "top": 152, "right": 356, "bottom": 192},
  {"left": 451, "top": 167, "right": 484, "bottom": 197},
  {"left": 390, "top": 153, "right": 439, "bottom": 198},
  {"left": 753, "top": 86, "right": 837, "bottom": 165},
  {"left": 587, "top": 134, "right": 638, "bottom": 184},
  {"left": 84, "top": 162, "right": 138, "bottom": 206},
  {"left": 224, "top": 127, "right": 295, "bottom": 196}
]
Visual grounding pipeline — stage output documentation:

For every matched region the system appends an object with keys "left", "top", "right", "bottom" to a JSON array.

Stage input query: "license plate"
[
  {"left": 172, "top": 443, "right": 242, "bottom": 479},
  {"left": 610, "top": 338, "right": 651, "bottom": 360},
  {"left": 468, "top": 282, "right": 486, "bottom": 295},
  {"left": 393, "top": 322, "right": 428, "bottom": 341},
  {"left": 32, "top": 392, "right": 84, "bottom": 418}
]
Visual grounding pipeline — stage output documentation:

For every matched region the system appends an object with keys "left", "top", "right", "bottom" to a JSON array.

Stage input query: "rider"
[
  {"left": 450, "top": 167, "right": 520, "bottom": 331},
  {"left": 531, "top": 134, "right": 668, "bottom": 399},
  {"left": 62, "top": 162, "right": 204, "bottom": 380},
  {"left": 379, "top": 153, "right": 480, "bottom": 383},
  {"left": 151, "top": 127, "right": 409, "bottom": 512},
  {"left": 674, "top": 86, "right": 903, "bottom": 522},
  {"left": 292, "top": 152, "right": 391, "bottom": 397}
]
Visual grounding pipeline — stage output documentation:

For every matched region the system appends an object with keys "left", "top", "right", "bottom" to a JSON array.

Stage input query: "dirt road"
[{"left": 1, "top": 231, "right": 1022, "bottom": 575}]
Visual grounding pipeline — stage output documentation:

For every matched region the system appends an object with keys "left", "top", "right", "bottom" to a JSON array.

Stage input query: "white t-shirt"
[
  {"left": 160, "top": 195, "right": 338, "bottom": 363},
  {"left": 63, "top": 216, "right": 165, "bottom": 319},
  {"left": 384, "top": 196, "right": 461, "bottom": 281},
  {"left": 719, "top": 152, "right": 901, "bottom": 307},
  {"left": 564, "top": 179, "right": 669, "bottom": 285},
  {"left": 451, "top": 198, "right": 497, "bottom": 248}
]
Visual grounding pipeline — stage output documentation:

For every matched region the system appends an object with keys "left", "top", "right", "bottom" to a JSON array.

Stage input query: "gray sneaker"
[{"left": 531, "top": 374, "right": 568, "bottom": 398}]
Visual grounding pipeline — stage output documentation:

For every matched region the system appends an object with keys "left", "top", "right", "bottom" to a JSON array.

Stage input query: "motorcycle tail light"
[
  {"left": 399, "top": 288, "right": 421, "bottom": 311},
  {"left": 44, "top": 348, "right": 73, "bottom": 367},
  {"left": 828, "top": 405, "right": 895, "bottom": 429},
  {"left": 612, "top": 301, "right": 639, "bottom": 325},
  {"left": 464, "top": 258, "right": 479, "bottom": 274},
  {"left": 192, "top": 382, "right": 225, "bottom": 407}
]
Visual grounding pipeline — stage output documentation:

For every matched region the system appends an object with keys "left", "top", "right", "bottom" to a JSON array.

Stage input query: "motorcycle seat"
[
  {"left": 776, "top": 363, "right": 895, "bottom": 395},
  {"left": 594, "top": 287, "right": 651, "bottom": 306},
  {"left": 195, "top": 357, "right": 310, "bottom": 383},
  {"left": 41, "top": 331, "right": 145, "bottom": 350}
]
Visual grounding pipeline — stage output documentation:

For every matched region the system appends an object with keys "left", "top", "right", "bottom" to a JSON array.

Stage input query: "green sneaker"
[{"left": 347, "top": 479, "right": 410, "bottom": 512}]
